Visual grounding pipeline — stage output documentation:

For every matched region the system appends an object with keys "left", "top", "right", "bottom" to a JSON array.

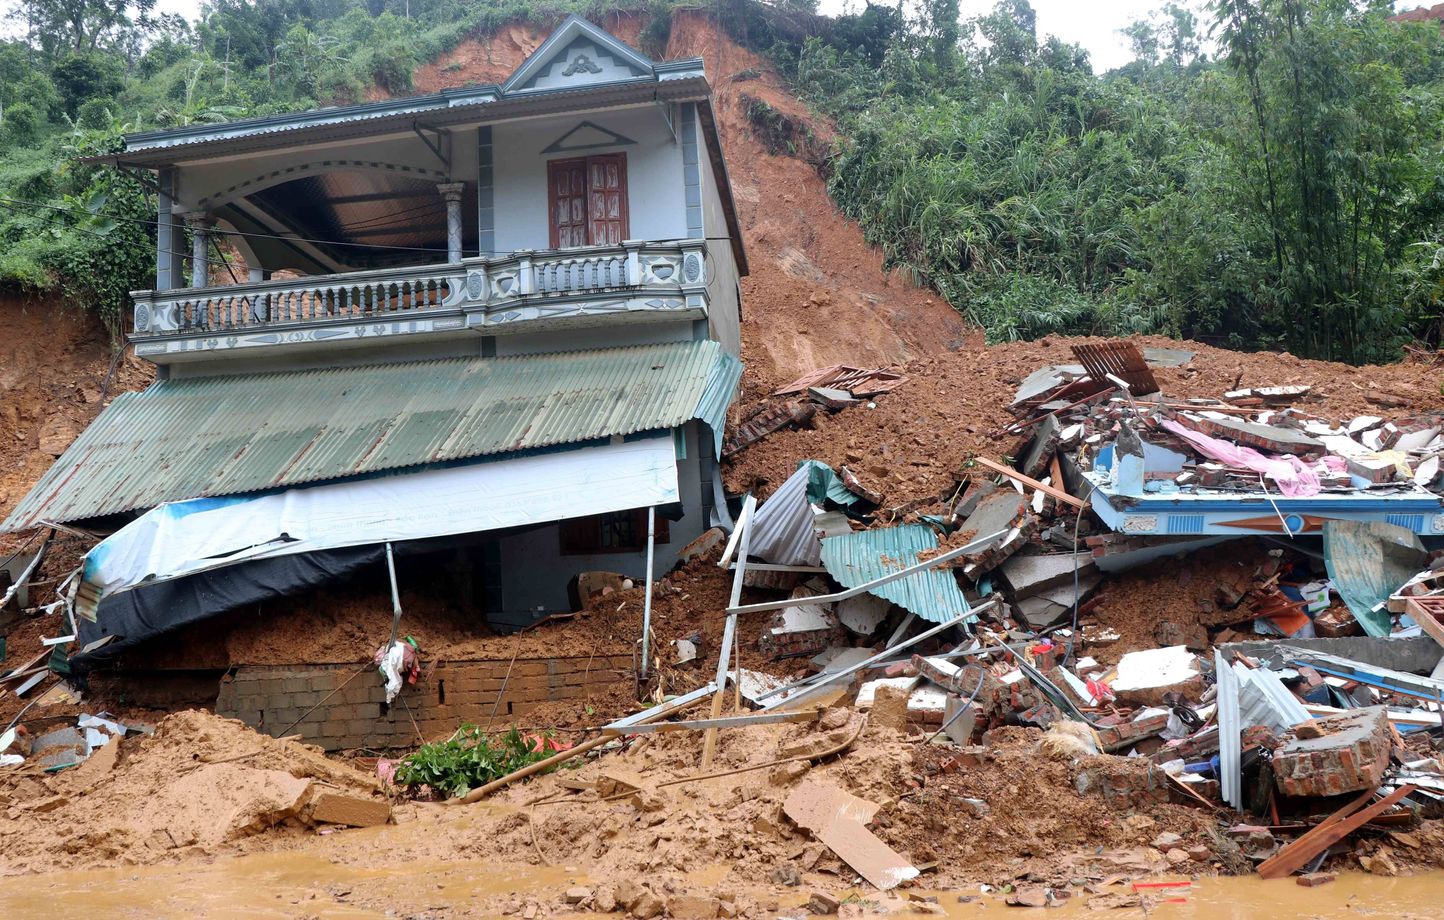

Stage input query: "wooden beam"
[
  {"left": 703, "top": 494, "right": 756, "bottom": 769},
  {"left": 1257, "top": 785, "right": 1417, "bottom": 879},
  {"left": 972, "top": 456, "right": 1088, "bottom": 510}
]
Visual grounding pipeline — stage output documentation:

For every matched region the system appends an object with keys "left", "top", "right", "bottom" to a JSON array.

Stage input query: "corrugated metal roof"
[
  {"left": 819, "top": 524, "right": 973, "bottom": 625},
  {"left": 3, "top": 340, "right": 741, "bottom": 532},
  {"left": 750, "top": 463, "right": 822, "bottom": 566}
]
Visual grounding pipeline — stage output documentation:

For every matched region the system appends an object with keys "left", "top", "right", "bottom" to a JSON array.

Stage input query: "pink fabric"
[{"left": 1160, "top": 419, "right": 1322, "bottom": 497}]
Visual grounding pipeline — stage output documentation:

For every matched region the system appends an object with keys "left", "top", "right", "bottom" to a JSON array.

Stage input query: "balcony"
[{"left": 129, "top": 241, "right": 709, "bottom": 363}]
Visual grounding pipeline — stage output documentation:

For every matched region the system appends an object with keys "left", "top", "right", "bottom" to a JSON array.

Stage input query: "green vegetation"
[
  {"left": 789, "top": 0, "right": 1444, "bottom": 361},
  {"left": 1, "top": 0, "right": 1442, "bottom": 362},
  {"left": 392, "top": 724, "right": 557, "bottom": 798}
]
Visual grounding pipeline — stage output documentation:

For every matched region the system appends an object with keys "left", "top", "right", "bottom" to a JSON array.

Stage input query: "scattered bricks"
[
  {"left": 1241, "top": 725, "right": 1280, "bottom": 751},
  {"left": 1297, "top": 873, "right": 1335, "bottom": 888},
  {"left": 1273, "top": 707, "right": 1391, "bottom": 798},
  {"left": 668, "top": 895, "right": 722, "bottom": 920},
  {"left": 1096, "top": 709, "right": 1170, "bottom": 753},
  {"left": 630, "top": 889, "right": 665, "bottom": 920},
  {"left": 310, "top": 791, "right": 391, "bottom": 827},
  {"left": 564, "top": 887, "right": 593, "bottom": 906},
  {"left": 807, "top": 892, "right": 840, "bottom": 915},
  {"left": 955, "top": 746, "right": 988, "bottom": 769},
  {"left": 1075, "top": 761, "right": 1170, "bottom": 807},
  {"left": 1151, "top": 832, "right": 1183, "bottom": 850},
  {"left": 594, "top": 886, "right": 618, "bottom": 913},
  {"left": 26, "top": 795, "right": 67, "bottom": 813}
]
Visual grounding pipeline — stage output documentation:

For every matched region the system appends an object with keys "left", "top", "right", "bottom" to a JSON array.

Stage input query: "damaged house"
[{"left": 1, "top": 16, "right": 745, "bottom": 668}]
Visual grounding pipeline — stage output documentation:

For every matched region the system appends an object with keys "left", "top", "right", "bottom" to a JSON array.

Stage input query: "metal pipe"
[
  {"left": 385, "top": 541, "right": 403, "bottom": 648},
  {"left": 640, "top": 506, "right": 657, "bottom": 681}
]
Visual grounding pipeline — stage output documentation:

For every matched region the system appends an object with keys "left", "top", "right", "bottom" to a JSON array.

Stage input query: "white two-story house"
[{"left": 2, "top": 17, "right": 746, "bottom": 663}]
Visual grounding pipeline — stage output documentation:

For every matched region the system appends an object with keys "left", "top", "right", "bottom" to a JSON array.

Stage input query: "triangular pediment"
[
  {"left": 502, "top": 16, "right": 655, "bottom": 95},
  {"left": 542, "top": 120, "right": 637, "bottom": 153}
]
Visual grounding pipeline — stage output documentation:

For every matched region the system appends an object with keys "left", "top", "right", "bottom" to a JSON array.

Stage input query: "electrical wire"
[{"left": 0, "top": 194, "right": 744, "bottom": 256}]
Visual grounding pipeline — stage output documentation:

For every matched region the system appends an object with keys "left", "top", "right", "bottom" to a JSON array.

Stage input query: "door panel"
[
  {"left": 547, "top": 158, "right": 588, "bottom": 249},
  {"left": 587, "top": 154, "right": 628, "bottom": 246}
]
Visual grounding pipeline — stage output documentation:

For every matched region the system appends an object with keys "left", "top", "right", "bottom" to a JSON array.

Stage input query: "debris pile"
[
  {"left": 723, "top": 365, "right": 907, "bottom": 457},
  {"left": 0, "top": 709, "right": 389, "bottom": 874}
]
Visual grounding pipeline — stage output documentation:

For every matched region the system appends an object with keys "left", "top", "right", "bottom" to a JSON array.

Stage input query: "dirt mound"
[
  {"left": 288, "top": 709, "right": 1220, "bottom": 909},
  {"left": 0, "top": 709, "right": 383, "bottom": 875},
  {"left": 0, "top": 296, "right": 151, "bottom": 528},
  {"left": 723, "top": 333, "right": 1444, "bottom": 506}
]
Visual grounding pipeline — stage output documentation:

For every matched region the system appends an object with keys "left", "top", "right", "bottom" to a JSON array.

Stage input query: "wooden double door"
[{"left": 547, "top": 153, "right": 629, "bottom": 249}]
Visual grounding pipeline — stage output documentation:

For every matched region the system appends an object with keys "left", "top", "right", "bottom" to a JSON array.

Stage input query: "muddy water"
[{"left": 2, "top": 856, "right": 1442, "bottom": 919}]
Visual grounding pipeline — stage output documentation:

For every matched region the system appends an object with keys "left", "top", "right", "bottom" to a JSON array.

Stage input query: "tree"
[{"left": 9, "top": 0, "right": 156, "bottom": 58}]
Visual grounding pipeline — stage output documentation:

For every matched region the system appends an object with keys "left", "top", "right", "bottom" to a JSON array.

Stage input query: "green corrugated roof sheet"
[
  {"left": 820, "top": 524, "right": 973, "bottom": 625},
  {"left": 2, "top": 340, "right": 741, "bottom": 532}
]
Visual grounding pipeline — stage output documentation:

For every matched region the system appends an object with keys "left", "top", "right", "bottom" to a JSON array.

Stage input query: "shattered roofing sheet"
[
  {"left": 819, "top": 524, "right": 972, "bottom": 624},
  {"left": 2, "top": 340, "right": 741, "bottom": 531}
]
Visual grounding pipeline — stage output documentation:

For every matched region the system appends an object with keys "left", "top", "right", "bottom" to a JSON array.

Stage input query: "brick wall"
[{"left": 215, "top": 654, "right": 633, "bottom": 751}]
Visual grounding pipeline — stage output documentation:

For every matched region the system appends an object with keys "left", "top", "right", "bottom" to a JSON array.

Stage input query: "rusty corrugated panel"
[
  {"left": 1070, "top": 341, "right": 1159, "bottom": 396},
  {"left": 2, "top": 340, "right": 741, "bottom": 532},
  {"left": 819, "top": 524, "right": 972, "bottom": 625}
]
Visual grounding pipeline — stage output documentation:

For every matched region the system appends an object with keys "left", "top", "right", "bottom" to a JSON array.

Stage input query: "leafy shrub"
[
  {"left": 393, "top": 725, "right": 558, "bottom": 799},
  {"left": 366, "top": 44, "right": 416, "bottom": 96}
]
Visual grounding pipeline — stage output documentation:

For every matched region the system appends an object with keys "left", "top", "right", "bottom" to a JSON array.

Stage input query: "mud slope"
[
  {"left": 413, "top": 10, "right": 968, "bottom": 388},
  {"left": 0, "top": 296, "right": 152, "bottom": 530}
]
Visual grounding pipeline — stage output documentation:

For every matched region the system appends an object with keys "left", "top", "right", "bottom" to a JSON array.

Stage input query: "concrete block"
[
  {"left": 1273, "top": 706, "right": 1392, "bottom": 798},
  {"left": 352, "top": 703, "right": 382, "bottom": 721}
]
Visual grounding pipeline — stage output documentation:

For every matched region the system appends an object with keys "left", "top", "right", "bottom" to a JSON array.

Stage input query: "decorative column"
[
  {"left": 438, "top": 182, "right": 465, "bottom": 264},
  {"left": 155, "top": 168, "right": 184, "bottom": 291},
  {"left": 187, "top": 215, "right": 214, "bottom": 288}
]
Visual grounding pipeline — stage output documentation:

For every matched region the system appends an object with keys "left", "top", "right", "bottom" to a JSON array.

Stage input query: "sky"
[
  {"left": 818, "top": 0, "right": 1163, "bottom": 72},
  {"left": 0, "top": 0, "right": 1431, "bottom": 73}
]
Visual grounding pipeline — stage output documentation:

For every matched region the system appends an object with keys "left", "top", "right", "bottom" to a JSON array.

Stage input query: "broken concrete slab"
[
  {"left": 1273, "top": 706, "right": 1392, "bottom": 798},
  {"left": 1109, "top": 646, "right": 1204, "bottom": 706},
  {"left": 999, "top": 552, "right": 1099, "bottom": 600},
  {"left": 837, "top": 592, "right": 891, "bottom": 636},
  {"left": 953, "top": 490, "right": 1039, "bottom": 578},
  {"left": 782, "top": 780, "right": 919, "bottom": 890},
  {"left": 1182, "top": 414, "right": 1325, "bottom": 455},
  {"left": 1020, "top": 414, "right": 1062, "bottom": 479}
]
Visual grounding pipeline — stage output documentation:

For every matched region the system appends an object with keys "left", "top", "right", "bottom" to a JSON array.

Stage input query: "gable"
[
  {"left": 503, "top": 15, "right": 656, "bottom": 95},
  {"left": 542, "top": 120, "right": 637, "bottom": 154}
]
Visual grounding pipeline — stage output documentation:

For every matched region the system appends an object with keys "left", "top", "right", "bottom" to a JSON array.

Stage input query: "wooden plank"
[
  {"left": 1406, "top": 597, "right": 1444, "bottom": 649},
  {"left": 1257, "top": 785, "right": 1417, "bottom": 879},
  {"left": 704, "top": 495, "right": 756, "bottom": 769},
  {"left": 972, "top": 456, "right": 1088, "bottom": 510}
]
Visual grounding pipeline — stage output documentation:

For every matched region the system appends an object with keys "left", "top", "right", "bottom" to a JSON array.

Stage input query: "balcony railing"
[{"left": 130, "top": 241, "right": 706, "bottom": 338}]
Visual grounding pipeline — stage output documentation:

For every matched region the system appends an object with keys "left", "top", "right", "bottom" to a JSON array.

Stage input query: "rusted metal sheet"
[
  {"left": 773, "top": 365, "right": 907, "bottom": 398},
  {"left": 722, "top": 401, "right": 815, "bottom": 457},
  {"left": 2, "top": 340, "right": 741, "bottom": 532},
  {"left": 1070, "top": 341, "right": 1159, "bottom": 396}
]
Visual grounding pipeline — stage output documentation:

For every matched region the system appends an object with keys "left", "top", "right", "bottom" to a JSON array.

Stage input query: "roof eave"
[{"left": 82, "top": 74, "right": 712, "bottom": 167}]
